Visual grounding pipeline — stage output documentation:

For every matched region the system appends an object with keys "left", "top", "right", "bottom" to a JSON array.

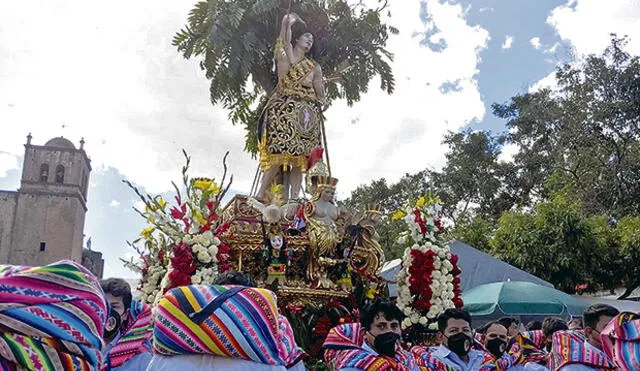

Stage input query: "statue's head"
[
  {"left": 313, "top": 175, "right": 338, "bottom": 203},
  {"left": 292, "top": 23, "right": 317, "bottom": 58}
]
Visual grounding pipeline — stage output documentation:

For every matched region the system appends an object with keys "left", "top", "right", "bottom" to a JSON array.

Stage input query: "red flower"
[{"left": 167, "top": 242, "right": 196, "bottom": 289}]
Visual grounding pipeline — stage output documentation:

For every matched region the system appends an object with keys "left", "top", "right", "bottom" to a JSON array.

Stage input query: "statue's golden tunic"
[{"left": 259, "top": 38, "right": 322, "bottom": 172}]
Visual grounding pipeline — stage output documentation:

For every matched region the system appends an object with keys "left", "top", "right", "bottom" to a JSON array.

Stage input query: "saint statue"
[
  {"left": 257, "top": 13, "right": 326, "bottom": 201},
  {"left": 303, "top": 175, "right": 341, "bottom": 288}
]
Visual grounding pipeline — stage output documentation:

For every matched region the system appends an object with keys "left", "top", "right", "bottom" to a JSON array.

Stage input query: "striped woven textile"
[
  {"left": 105, "top": 299, "right": 152, "bottom": 369},
  {"left": 549, "top": 330, "right": 614, "bottom": 370},
  {"left": 601, "top": 312, "right": 640, "bottom": 371},
  {"left": 0, "top": 260, "right": 107, "bottom": 371},
  {"left": 507, "top": 330, "right": 547, "bottom": 365},
  {"left": 153, "top": 285, "right": 304, "bottom": 367},
  {"left": 323, "top": 323, "right": 419, "bottom": 371},
  {"left": 410, "top": 346, "right": 457, "bottom": 371}
]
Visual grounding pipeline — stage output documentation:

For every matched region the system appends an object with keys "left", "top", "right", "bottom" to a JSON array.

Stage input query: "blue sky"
[{"left": 1, "top": 0, "right": 639, "bottom": 278}]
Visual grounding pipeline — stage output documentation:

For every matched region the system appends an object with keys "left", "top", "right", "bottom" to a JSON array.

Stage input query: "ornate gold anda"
[
  {"left": 220, "top": 193, "right": 382, "bottom": 303},
  {"left": 277, "top": 286, "right": 349, "bottom": 307}
]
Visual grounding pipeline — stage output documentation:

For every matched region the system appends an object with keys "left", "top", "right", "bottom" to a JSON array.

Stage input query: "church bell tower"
[{"left": 6, "top": 135, "right": 91, "bottom": 266}]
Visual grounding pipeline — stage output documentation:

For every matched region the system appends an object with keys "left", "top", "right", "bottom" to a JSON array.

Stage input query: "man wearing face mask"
[
  {"left": 323, "top": 299, "right": 420, "bottom": 370},
  {"left": 549, "top": 304, "right": 619, "bottom": 370},
  {"left": 481, "top": 322, "right": 519, "bottom": 369},
  {"left": 100, "top": 278, "right": 153, "bottom": 371},
  {"left": 428, "top": 308, "right": 487, "bottom": 370}
]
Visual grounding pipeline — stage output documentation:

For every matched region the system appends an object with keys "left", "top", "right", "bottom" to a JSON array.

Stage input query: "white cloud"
[
  {"left": 529, "top": 71, "right": 559, "bottom": 93},
  {"left": 502, "top": 35, "right": 514, "bottom": 50},
  {"left": 133, "top": 201, "right": 146, "bottom": 212},
  {"left": 0, "top": 152, "right": 19, "bottom": 177},
  {"left": 328, "top": 0, "right": 490, "bottom": 196},
  {"left": 530, "top": 37, "right": 542, "bottom": 49},
  {"left": 498, "top": 143, "right": 519, "bottom": 163},
  {"left": 548, "top": 0, "right": 640, "bottom": 55},
  {"left": 109, "top": 200, "right": 120, "bottom": 207}
]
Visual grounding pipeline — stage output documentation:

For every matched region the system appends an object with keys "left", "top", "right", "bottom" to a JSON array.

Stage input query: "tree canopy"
[
  {"left": 345, "top": 36, "right": 640, "bottom": 298},
  {"left": 174, "top": 0, "right": 397, "bottom": 153}
]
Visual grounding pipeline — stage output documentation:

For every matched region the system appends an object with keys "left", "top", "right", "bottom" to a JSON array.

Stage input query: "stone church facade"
[{"left": 0, "top": 134, "right": 103, "bottom": 277}]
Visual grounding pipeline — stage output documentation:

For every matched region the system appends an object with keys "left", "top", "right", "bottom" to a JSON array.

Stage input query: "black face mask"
[
  {"left": 447, "top": 332, "right": 472, "bottom": 357},
  {"left": 104, "top": 308, "right": 121, "bottom": 340},
  {"left": 373, "top": 332, "right": 401, "bottom": 358},
  {"left": 486, "top": 338, "right": 507, "bottom": 358}
]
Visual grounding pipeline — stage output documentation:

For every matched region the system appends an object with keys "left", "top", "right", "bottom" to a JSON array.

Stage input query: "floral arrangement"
[
  {"left": 122, "top": 151, "right": 233, "bottom": 304},
  {"left": 393, "top": 194, "right": 463, "bottom": 330}
]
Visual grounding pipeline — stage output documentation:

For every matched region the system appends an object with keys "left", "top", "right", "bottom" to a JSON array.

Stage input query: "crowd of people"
[{"left": 0, "top": 260, "right": 638, "bottom": 370}]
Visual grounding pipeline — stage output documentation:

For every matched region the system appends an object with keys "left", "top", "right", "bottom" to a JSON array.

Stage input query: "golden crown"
[
  {"left": 365, "top": 203, "right": 382, "bottom": 214},
  {"left": 315, "top": 175, "right": 339, "bottom": 189}
]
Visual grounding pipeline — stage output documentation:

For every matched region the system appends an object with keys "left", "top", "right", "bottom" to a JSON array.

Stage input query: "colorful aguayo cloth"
[
  {"left": 507, "top": 330, "right": 547, "bottom": 365},
  {"left": 0, "top": 260, "right": 107, "bottom": 371},
  {"left": 600, "top": 312, "right": 640, "bottom": 371},
  {"left": 153, "top": 285, "right": 304, "bottom": 367},
  {"left": 105, "top": 300, "right": 152, "bottom": 369},
  {"left": 549, "top": 330, "right": 614, "bottom": 370},
  {"left": 323, "top": 322, "right": 418, "bottom": 371}
]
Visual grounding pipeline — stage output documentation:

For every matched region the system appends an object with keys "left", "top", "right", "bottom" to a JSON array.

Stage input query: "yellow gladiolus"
[
  {"left": 157, "top": 197, "right": 167, "bottom": 209},
  {"left": 415, "top": 196, "right": 426, "bottom": 208},
  {"left": 193, "top": 211, "right": 207, "bottom": 226},
  {"left": 207, "top": 180, "right": 220, "bottom": 193},
  {"left": 140, "top": 227, "right": 155, "bottom": 240},
  {"left": 391, "top": 210, "right": 406, "bottom": 221},
  {"left": 192, "top": 178, "right": 213, "bottom": 191}
]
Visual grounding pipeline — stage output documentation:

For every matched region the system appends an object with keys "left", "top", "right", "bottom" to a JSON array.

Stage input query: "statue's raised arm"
[{"left": 257, "top": 13, "right": 326, "bottom": 202}]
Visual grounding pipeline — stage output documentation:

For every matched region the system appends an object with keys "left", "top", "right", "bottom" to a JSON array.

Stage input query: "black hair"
[
  {"left": 526, "top": 320, "right": 543, "bottom": 331},
  {"left": 360, "top": 298, "right": 404, "bottom": 331},
  {"left": 437, "top": 308, "right": 472, "bottom": 332},
  {"left": 481, "top": 321, "right": 508, "bottom": 334},
  {"left": 291, "top": 22, "right": 317, "bottom": 59},
  {"left": 541, "top": 317, "right": 568, "bottom": 337},
  {"left": 583, "top": 304, "right": 619, "bottom": 329},
  {"left": 212, "top": 271, "right": 256, "bottom": 288},
  {"left": 497, "top": 317, "right": 518, "bottom": 329},
  {"left": 100, "top": 278, "right": 132, "bottom": 310}
]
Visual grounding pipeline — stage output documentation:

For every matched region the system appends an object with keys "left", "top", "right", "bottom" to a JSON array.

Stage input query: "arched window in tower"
[
  {"left": 55, "top": 165, "right": 65, "bottom": 184},
  {"left": 40, "top": 164, "right": 49, "bottom": 182}
]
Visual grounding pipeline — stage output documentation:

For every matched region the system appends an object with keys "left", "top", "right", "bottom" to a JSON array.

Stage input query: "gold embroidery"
[{"left": 259, "top": 57, "right": 322, "bottom": 171}]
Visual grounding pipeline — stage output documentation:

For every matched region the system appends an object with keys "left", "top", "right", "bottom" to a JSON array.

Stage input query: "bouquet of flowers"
[
  {"left": 122, "top": 151, "right": 233, "bottom": 304},
  {"left": 392, "top": 194, "right": 463, "bottom": 331}
]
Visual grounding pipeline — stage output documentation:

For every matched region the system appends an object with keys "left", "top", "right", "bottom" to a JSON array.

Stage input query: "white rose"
[
  {"left": 212, "top": 236, "right": 221, "bottom": 246},
  {"left": 419, "top": 317, "right": 428, "bottom": 325},
  {"left": 433, "top": 259, "right": 442, "bottom": 269},
  {"left": 208, "top": 244, "right": 218, "bottom": 256},
  {"left": 197, "top": 251, "right": 212, "bottom": 263},
  {"left": 404, "top": 307, "right": 412, "bottom": 316},
  {"left": 447, "top": 283, "right": 454, "bottom": 292},
  {"left": 402, "top": 318, "right": 412, "bottom": 329},
  {"left": 432, "top": 270, "right": 442, "bottom": 279},
  {"left": 191, "top": 275, "right": 202, "bottom": 284},
  {"left": 410, "top": 313, "right": 419, "bottom": 324}
]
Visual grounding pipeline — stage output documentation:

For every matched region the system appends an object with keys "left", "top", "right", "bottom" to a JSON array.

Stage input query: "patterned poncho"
[
  {"left": 0, "top": 260, "right": 107, "bottom": 371},
  {"left": 104, "top": 300, "right": 153, "bottom": 369},
  {"left": 600, "top": 312, "right": 640, "bottom": 371},
  {"left": 507, "top": 330, "right": 547, "bottom": 366},
  {"left": 153, "top": 285, "right": 304, "bottom": 367},
  {"left": 323, "top": 323, "right": 419, "bottom": 371},
  {"left": 549, "top": 330, "right": 615, "bottom": 370}
]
